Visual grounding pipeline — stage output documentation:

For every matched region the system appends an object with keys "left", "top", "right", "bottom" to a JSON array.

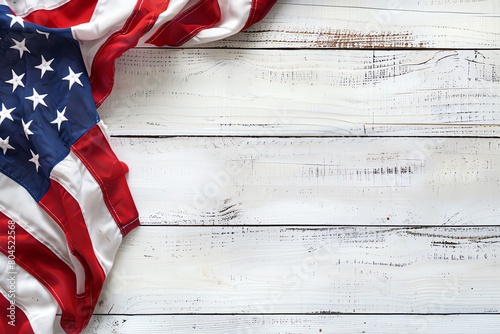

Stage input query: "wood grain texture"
[
  {"left": 99, "top": 49, "right": 500, "bottom": 136},
  {"left": 111, "top": 137, "right": 500, "bottom": 226},
  {"left": 76, "top": 315, "right": 500, "bottom": 334},
  {"left": 179, "top": 0, "right": 500, "bottom": 49},
  {"left": 93, "top": 226, "right": 500, "bottom": 314}
]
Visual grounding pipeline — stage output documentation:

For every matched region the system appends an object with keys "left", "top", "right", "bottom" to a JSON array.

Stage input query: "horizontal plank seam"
[
  {"left": 88, "top": 312, "right": 500, "bottom": 316},
  {"left": 133, "top": 47, "right": 500, "bottom": 51},
  {"left": 277, "top": 3, "right": 500, "bottom": 16},
  {"left": 137, "top": 224, "right": 500, "bottom": 228},
  {"left": 110, "top": 135, "right": 500, "bottom": 139}
]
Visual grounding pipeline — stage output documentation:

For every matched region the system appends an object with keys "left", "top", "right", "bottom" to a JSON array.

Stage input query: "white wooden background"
[{"left": 77, "top": 1, "right": 500, "bottom": 333}]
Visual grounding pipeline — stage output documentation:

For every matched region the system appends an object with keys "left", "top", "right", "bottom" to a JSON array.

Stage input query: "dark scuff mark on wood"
[
  {"left": 405, "top": 229, "right": 500, "bottom": 244},
  {"left": 239, "top": 29, "right": 425, "bottom": 49},
  {"left": 431, "top": 241, "right": 461, "bottom": 248},
  {"left": 198, "top": 202, "right": 242, "bottom": 224},
  {"left": 314, "top": 31, "right": 424, "bottom": 49}
]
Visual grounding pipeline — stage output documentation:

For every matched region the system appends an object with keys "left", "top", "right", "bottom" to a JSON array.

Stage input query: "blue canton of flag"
[{"left": 0, "top": 6, "right": 99, "bottom": 201}]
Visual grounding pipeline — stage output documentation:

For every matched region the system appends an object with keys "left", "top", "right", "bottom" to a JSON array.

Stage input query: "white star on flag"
[
  {"left": 0, "top": 103, "right": 15, "bottom": 125},
  {"left": 29, "top": 149, "right": 41, "bottom": 172},
  {"left": 6, "top": 14, "right": 24, "bottom": 28},
  {"left": 22, "top": 119, "right": 34, "bottom": 139},
  {"left": 0, "top": 136, "right": 15, "bottom": 155},
  {"left": 36, "top": 29, "right": 50, "bottom": 39},
  {"left": 63, "top": 67, "right": 83, "bottom": 89},
  {"left": 35, "top": 55, "right": 55, "bottom": 78},
  {"left": 5, "top": 69, "right": 25, "bottom": 92},
  {"left": 51, "top": 108, "right": 68, "bottom": 131},
  {"left": 10, "top": 38, "right": 30, "bottom": 58},
  {"left": 25, "top": 88, "right": 48, "bottom": 110}
]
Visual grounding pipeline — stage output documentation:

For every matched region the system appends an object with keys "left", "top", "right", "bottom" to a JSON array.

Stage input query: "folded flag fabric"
[{"left": 0, "top": 0, "right": 276, "bottom": 333}]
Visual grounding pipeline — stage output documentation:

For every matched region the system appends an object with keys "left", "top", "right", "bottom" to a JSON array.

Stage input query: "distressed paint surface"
[
  {"left": 192, "top": 0, "right": 500, "bottom": 49},
  {"left": 100, "top": 49, "right": 500, "bottom": 136},
  {"left": 111, "top": 137, "right": 500, "bottom": 226},
  {"left": 92, "top": 226, "right": 500, "bottom": 314}
]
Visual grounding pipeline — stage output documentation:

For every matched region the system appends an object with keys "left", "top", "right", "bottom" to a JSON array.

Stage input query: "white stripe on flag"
[
  {"left": 0, "top": 174, "right": 85, "bottom": 293},
  {"left": 135, "top": 0, "right": 254, "bottom": 47},
  {"left": 50, "top": 150, "right": 123, "bottom": 275},
  {"left": 71, "top": 0, "right": 139, "bottom": 75},
  {"left": 179, "top": 0, "right": 253, "bottom": 46},
  {"left": 136, "top": 0, "right": 191, "bottom": 45},
  {"left": 0, "top": 254, "right": 60, "bottom": 334}
]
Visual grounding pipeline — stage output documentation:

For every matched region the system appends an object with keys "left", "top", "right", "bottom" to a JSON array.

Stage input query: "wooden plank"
[
  {"left": 78, "top": 315, "right": 500, "bottom": 334},
  {"left": 181, "top": 0, "right": 500, "bottom": 49},
  {"left": 93, "top": 226, "right": 500, "bottom": 314},
  {"left": 111, "top": 137, "right": 500, "bottom": 226},
  {"left": 99, "top": 49, "right": 500, "bottom": 137}
]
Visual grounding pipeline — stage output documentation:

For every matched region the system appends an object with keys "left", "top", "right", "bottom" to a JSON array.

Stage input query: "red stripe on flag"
[
  {"left": 241, "top": 0, "right": 277, "bottom": 31},
  {"left": 145, "top": 0, "right": 222, "bottom": 47},
  {"left": 0, "top": 293, "right": 34, "bottom": 334},
  {"left": 91, "top": 0, "right": 171, "bottom": 108},
  {"left": 0, "top": 213, "right": 83, "bottom": 334},
  {"left": 21, "top": 1, "right": 99, "bottom": 28},
  {"left": 39, "top": 180, "right": 107, "bottom": 325},
  {"left": 71, "top": 125, "right": 140, "bottom": 235}
]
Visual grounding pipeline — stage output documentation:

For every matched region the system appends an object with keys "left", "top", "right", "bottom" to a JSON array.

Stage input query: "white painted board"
[
  {"left": 93, "top": 226, "right": 500, "bottom": 314},
  {"left": 195, "top": 0, "right": 500, "bottom": 49},
  {"left": 110, "top": 137, "right": 500, "bottom": 226},
  {"left": 100, "top": 49, "right": 500, "bottom": 136}
]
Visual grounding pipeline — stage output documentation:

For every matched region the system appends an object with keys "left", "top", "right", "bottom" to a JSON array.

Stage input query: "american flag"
[{"left": 0, "top": 1, "right": 276, "bottom": 333}]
